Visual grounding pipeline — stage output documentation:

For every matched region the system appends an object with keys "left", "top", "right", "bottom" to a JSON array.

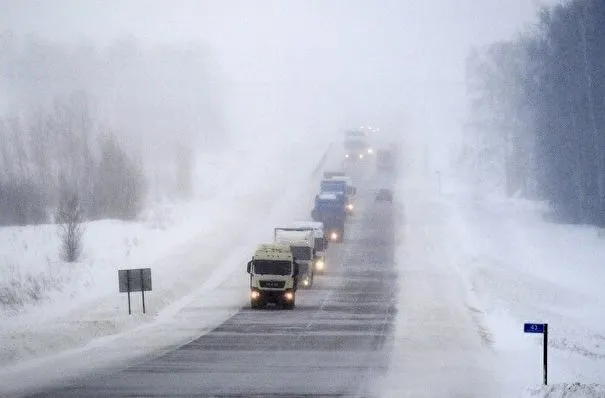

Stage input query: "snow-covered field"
[
  {"left": 381, "top": 162, "right": 605, "bottom": 397},
  {"left": 0, "top": 134, "right": 335, "bottom": 395}
]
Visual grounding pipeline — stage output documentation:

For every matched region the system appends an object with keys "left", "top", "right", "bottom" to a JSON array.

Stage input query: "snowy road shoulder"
[{"left": 379, "top": 174, "right": 499, "bottom": 398}]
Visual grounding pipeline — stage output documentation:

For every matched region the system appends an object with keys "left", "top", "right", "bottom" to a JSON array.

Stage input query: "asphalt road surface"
[{"left": 31, "top": 162, "right": 398, "bottom": 397}]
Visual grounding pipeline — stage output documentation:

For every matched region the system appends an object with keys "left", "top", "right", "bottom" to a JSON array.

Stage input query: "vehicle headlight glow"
[
  {"left": 251, "top": 290, "right": 260, "bottom": 300},
  {"left": 330, "top": 232, "right": 338, "bottom": 241},
  {"left": 359, "top": 153, "right": 364, "bottom": 159},
  {"left": 315, "top": 259, "right": 324, "bottom": 270},
  {"left": 368, "top": 148, "right": 373, "bottom": 154},
  {"left": 284, "top": 291, "right": 294, "bottom": 300},
  {"left": 345, "top": 154, "right": 350, "bottom": 158},
  {"left": 302, "top": 279, "right": 309, "bottom": 287},
  {"left": 346, "top": 203, "right": 354, "bottom": 211}
]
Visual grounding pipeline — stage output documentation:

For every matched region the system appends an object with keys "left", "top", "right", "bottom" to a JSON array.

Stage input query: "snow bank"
[
  {"left": 525, "top": 383, "right": 605, "bottom": 398},
  {"left": 445, "top": 193, "right": 605, "bottom": 392}
]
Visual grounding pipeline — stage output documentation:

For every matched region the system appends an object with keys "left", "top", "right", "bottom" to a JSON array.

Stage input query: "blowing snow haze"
[
  {"left": 1, "top": 0, "right": 550, "bottom": 138},
  {"left": 7, "top": 2, "right": 605, "bottom": 398}
]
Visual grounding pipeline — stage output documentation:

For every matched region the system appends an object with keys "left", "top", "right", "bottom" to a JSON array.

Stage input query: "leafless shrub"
[{"left": 56, "top": 188, "right": 85, "bottom": 263}]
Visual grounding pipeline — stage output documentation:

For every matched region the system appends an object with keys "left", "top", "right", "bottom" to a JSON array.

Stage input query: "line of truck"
[
  {"left": 245, "top": 169, "right": 356, "bottom": 310},
  {"left": 245, "top": 128, "right": 397, "bottom": 311}
]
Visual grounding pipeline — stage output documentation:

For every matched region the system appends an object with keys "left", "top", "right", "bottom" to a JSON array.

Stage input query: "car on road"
[{"left": 375, "top": 188, "right": 393, "bottom": 203}]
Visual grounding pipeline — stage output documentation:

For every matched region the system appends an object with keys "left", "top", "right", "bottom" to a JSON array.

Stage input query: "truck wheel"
[{"left": 283, "top": 299, "right": 295, "bottom": 310}]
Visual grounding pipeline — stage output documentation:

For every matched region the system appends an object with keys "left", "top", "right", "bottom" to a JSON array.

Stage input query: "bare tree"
[{"left": 56, "top": 187, "right": 84, "bottom": 262}]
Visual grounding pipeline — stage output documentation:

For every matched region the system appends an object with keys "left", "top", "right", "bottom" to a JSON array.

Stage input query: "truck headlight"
[
  {"left": 315, "top": 259, "right": 324, "bottom": 270},
  {"left": 251, "top": 290, "right": 261, "bottom": 300},
  {"left": 302, "top": 279, "right": 310, "bottom": 287},
  {"left": 330, "top": 232, "right": 338, "bottom": 241},
  {"left": 284, "top": 291, "right": 294, "bottom": 300},
  {"left": 359, "top": 153, "right": 364, "bottom": 159},
  {"left": 346, "top": 203, "right": 354, "bottom": 211},
  {"left": 368, "top": 148, "right": 373, "bottom": 154},
  {"left": 345, "top": 154, "right": 350, "bottom": 158}
]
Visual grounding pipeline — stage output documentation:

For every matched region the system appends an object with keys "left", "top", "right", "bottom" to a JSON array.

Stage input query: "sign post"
[
  {"left": 523, "top": 322, "right": 548, "bottom": 385},
  {"left": 126, "top": 269, "right": 131, "bottom": 315},
  {"left": 119, "top": 268, "right": 152, "bottom": 315},
  {"left": 139, "top": 268, "right": 146, "bottom": 314}
]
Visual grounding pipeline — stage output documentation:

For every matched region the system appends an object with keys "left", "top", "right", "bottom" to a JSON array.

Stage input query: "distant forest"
[
  {"left": 0, "top": 34, "right": 222, "bottom": 226},
  {"left": 465, "top": 0, "right": 605, "bottom": 225}
]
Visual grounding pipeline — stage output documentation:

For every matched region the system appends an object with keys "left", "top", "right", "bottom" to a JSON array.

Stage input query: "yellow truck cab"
[{"left": 246, "top": 244, "right": 298, "bottom": 310}]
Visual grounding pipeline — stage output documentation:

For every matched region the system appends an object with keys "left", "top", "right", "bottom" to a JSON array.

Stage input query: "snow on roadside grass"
[
  {"left": 429, "top": 173, "right": 605, "bottom": 395},
  {"left": 524, "top": 383, "right": 605, "bottom": 398},
  {"left": 445, "top": 194, "right": 605, "bottom": 389},
  {"left": 0, "top": 137, "right": 330, "bottom": 371},
  {"left": 0, "top": 147, "right": 255, "bottom": 322}
]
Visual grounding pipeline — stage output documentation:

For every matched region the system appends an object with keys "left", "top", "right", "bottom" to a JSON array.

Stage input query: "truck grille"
[{"left": 259, "top": 280, "right": 286, "bottom": 289}]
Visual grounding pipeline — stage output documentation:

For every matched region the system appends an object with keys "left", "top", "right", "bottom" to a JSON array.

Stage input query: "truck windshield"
[
  {"left": 290, "top": 246, "right": 312, "bottom": 260},
  {"left": 253, "top": 260, "right": 292, "bottom": 275}
]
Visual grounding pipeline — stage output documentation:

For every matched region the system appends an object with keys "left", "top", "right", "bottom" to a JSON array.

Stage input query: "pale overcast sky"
[{"left": 1, "top": 1, "right": 559, "bottom": 136}]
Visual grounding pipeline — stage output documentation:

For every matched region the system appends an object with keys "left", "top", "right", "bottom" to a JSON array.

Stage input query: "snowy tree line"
[
  {"left": 0, "top": 33, "right": 223, "bottom": 226},
  {"left": 0, "top": 95, "right": 144, "bottom": 225},
  {"left": 465, "top": 0, "right": 605, "bottom": 225}
]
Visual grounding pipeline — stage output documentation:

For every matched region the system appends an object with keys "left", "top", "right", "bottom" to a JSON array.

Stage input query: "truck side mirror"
[{"left": 246, "top": 260, "right": 252, "bottom": 274}]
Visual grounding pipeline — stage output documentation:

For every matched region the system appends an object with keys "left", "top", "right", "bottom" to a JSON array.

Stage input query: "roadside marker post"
[{"left": 523, "top": 322, "right": 548, "bottom": 385}]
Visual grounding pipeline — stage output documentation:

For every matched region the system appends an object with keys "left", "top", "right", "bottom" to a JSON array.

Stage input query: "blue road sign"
[{"left": 524, "top": 323, "right": 545, "bottom": 333}]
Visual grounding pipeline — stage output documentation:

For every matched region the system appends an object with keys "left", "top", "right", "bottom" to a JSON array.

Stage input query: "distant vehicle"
[
  {"left": 274, "top": 228, "right": 315, "bottom": 288},
  {"left": 290, "top": 221, "right": 327, "bottom": 273},
  {"left": 311, "top": 193, "right": 346, "bottom": 243},
  {"left": 375, "top": 188, "right": 393, "bottom": 203},
  {"left": 246, "top": 244, "right": 299, "bottom": 309},
  {"left": 320, "top": 178, "right": 354, "bottom": 214},
  {"left": 343, "top": 130, "right": 372, "bottom": 160}
]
